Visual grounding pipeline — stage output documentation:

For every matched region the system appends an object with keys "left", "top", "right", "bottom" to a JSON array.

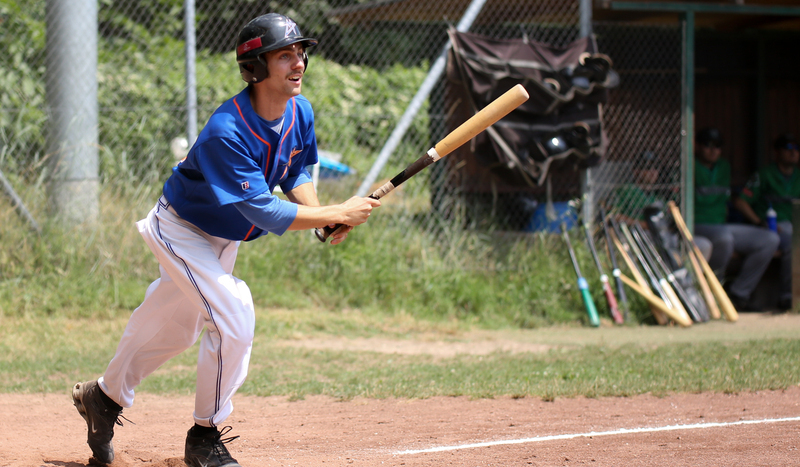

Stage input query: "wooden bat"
[
  {"left": 622, "top": 222, "right": 693, "bottom": 325},
  {"left": 667, "top": 201, "right": 739, "bottom": 322},
  {"left": 633, "top": 223, "right": 708, "bottom": 322},
  {"left": 583, "top": 222, "right": 624, "bottom": 324},
  {"left": 315, "top": 84, "right": 530, "bottom": 242},
  {"left": 561, "top": 223, "right": 601, "bottom": 327},
  {"left": 608, "top": 219, "right": 669, "bottom": 325},
  {"left": 685, "top": 242, "right": 721, "bottom": 319},
  {"left": 618, "top": 273, "right": 693, "bottom": 327}
]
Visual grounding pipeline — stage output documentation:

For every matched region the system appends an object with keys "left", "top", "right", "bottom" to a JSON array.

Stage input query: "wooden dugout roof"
[{"left": 328, "top": 0, "right": 800, "bottom": 31}]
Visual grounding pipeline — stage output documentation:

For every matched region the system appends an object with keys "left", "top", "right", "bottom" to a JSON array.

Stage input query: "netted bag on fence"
[{"left": 445, "top": 29, "right": 618, "bottom": 187}]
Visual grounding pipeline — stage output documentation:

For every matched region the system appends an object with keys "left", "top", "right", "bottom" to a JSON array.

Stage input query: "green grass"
[
  {"left": 2, "top": 178, "right": 794, "bottom": 403},
  {"left": 2, "top": 310, "right": 798, "bottom": 400},
  {"left": 0, "top": 185, "right": 654, "bottom": 327}
]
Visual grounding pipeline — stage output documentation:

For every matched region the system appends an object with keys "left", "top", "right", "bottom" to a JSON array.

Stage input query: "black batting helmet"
[
  {"left": 236, "top": 13, "right": 318, "bottom": 83},
  {"left": 696, "top": 127, "right": 723, "bottom": 148}
]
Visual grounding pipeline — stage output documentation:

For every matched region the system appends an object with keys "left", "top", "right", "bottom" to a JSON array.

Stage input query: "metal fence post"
[
  {"left": 185, "top": 0, "right": 198, "bottom": 146},
  {"left": 45, "top": 0, "right": 99, "bottom": 225},
  {"left": 580, "top": 0, "right": 594, "bottom": 225},
  {"left": 680, "top": 10, "right": 695, "bottom": 232}
]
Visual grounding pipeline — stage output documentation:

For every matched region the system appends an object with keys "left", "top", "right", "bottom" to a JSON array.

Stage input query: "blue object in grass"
[{"left": 526, "top": 202, "right": 578, "bottom": 233}]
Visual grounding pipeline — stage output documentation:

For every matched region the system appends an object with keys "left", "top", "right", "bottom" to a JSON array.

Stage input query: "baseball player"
[
  {"left": 693, "top": 127, "right": 779, "bottom": 311},
  {"left": 72, "top": 13, "right": 380, "bottom": 467},
  {"left": 734, "top": 133, "right": 800, "bottom": 310}
]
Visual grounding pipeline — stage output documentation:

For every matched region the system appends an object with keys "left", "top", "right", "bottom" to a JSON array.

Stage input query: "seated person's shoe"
[{"left": 728, "top": 293, "right": 760, "bottom": 312}]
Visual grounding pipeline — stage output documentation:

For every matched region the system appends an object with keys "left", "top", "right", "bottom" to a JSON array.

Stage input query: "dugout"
[{"left": 330, "top": 0, "right": 800, "bottom": 232}]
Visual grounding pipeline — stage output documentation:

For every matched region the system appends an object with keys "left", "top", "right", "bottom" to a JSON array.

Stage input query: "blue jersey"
[{"left": 163, "top": 87, "right": 318, "bottom": 241}]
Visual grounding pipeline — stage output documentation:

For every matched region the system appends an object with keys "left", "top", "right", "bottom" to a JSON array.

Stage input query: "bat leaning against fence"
[
  {"left": 667, "top": 201, "right": 738, "bottom": 322},
  {"left": 623, "top": 221, "right": 693, "bottom": 325},
  {"left": 583, "top": 222, "right": 624, "bottom": 324},
  {"left": 643, "top": 206, "right": 721, "bottom": 320},
  {"left": 619, "top": 220, "right": 693, "bottom": 326},
  {"left": 599, "top": 206, "right": 629, "bottom": 321},
  {"left": 607, "top": 222, "right": 689, "bottom": 326},
  {"left": 607, "top": 216, "right": 670, "bottom": 325},
  {"left": 632, "top": 223, "right": 709, "bottom": 323},
  {"left": 683, "top": 235, "right": 722, "bottom": 320},
  {"left": 315, "top": 84, "right": 529, "bottom": 242},
  {"left": 561, "top": 222, "right": 601, "bottom": 327}
]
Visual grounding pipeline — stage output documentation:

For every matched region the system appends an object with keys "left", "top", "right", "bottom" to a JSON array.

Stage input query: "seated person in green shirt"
[
  {"left": 612, "top": 158, "right": 712, "bottom": 260},
  {"left": 733, "top": 133, "right": 800, "bottom": 310},
  {"left": 693, "top": 127, "right": 780, "bottom": 311}
]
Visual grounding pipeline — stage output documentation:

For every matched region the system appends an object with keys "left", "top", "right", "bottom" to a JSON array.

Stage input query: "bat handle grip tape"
[
  {"left": 315, "top": 193, "right": 383, "bottom": 243},
  {"left": 315, "top": 148, "right": 441, "bottom": 243}
]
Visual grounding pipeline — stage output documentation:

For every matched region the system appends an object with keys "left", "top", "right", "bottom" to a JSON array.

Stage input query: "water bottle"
[{"left": 766, "top": 204, "right": 777, "bottom": 232}]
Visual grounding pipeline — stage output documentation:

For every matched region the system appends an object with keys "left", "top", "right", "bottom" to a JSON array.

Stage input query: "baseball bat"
[
  {"left": 618, "top": 273, "right": 692, "bottom": 327},
  {"left": 685, "top": 241, "right": 721, "bottom": 319},
  {"left": 599, "top": 207, "right": 629, "bottom": 321},
  {"left": 608, "top": 217, "right": 669, "bottom": 324},
  {"left": 633, "top": 223, "right": 708, "bottom": 322},
  {"left": 561, "top": 222, "right": 601, "bottom": 327},
  {"left": 621, "top": 221, "right": 693, "bottom": 325},
  {"left": 583, "top": 222, "right": 624, "bottom": 324},
  {"left": 315, "top": 84, "right": 530, "bottom": 242},
  {"left": 667, "top": 201, "right": 738, "bottom": 322}
]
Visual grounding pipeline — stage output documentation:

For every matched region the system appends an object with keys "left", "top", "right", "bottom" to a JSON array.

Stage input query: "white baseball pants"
[{"left": 99, "top": 196, "right": 256, "bottom": 427}]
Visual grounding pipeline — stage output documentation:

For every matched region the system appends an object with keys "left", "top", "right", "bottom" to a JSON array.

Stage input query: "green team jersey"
[
  {"left": 613, "top": 184, "right": 660, "bottom": 220},
  {"left": 739, "top": 163, "right": 800, "bottom": 222},
  {"left": 694, "top": 158, "right": 731, "bottom": 225}
]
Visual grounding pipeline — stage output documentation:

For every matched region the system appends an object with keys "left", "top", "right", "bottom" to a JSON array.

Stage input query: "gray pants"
[
  {"left": 694, "top": 236, "right": 713, "bottom": 262},
  {"left": 778, "top": 221, "right": 793, "bottom": 301},
  {"left": 695, "top": 223, "right": 780, "bottom": 300}
]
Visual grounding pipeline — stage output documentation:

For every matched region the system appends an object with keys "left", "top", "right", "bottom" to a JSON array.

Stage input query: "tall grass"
[{"left": 0, "top": 178, "right": 651, "bottom": 326}]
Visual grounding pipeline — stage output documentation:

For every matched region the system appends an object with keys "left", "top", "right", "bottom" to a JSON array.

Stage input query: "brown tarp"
[{"left": 444, "top": 30, "right": 616, "bottom": 188}]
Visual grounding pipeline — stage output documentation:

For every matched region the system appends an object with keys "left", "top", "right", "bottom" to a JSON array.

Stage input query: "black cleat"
[
  {"left": 72, "top": 380, "right": 126, "bottom": 464},
  {"left": 184, "top": 426, "right": 242, "bottom": 467}
]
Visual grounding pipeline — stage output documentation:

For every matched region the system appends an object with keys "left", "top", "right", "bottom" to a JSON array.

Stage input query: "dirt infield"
[
  {"left": 2, "top": 312, "right": 800, "bottom": 466},
  {"left": 1, "top": 388, "right": 799, "bottom": 466}
]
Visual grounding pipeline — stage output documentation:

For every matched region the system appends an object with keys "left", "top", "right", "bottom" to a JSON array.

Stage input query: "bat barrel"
[{"left": 316, "top": 84, "right": 529, "bottom": 243}]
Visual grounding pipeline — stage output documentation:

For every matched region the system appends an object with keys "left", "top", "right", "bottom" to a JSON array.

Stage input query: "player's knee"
[{"left": 764, "top": 230, "right": 781, "bottom": 251}]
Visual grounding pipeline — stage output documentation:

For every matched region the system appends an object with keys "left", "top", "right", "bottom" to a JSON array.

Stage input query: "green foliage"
[
  {"left": 3, "top": 311, "right": 800, "bottom": 398},
  {"left": 301, "top": 59, "right": 429, "bottom": 176},
  {"left": 0, "top": 1, "right": 47, "bottom": 172},
  {"left": 234, "top": 222, "right": 605, "bottom": 328},
  {"left": 0, "top": 187, "right": 611, "bottom": 327}
]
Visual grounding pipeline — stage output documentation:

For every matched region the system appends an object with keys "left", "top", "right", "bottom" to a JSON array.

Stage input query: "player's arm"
[
  {"left": 734, "top": 174, "right": 763, "bottom": 225},
  {"left": 233, "top": 185, "right": 379, "bottom": 244},
  {"left": 732, "top": 196, "right": 763, "bottom": 226}
]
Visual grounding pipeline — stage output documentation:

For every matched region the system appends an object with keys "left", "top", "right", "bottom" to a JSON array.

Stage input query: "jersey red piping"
[
  {"left": 277, "top": 98, "right": 298, "bottom": 180},
  {"left": 234, "top": 95, "right": 274, "bottom": 241}
]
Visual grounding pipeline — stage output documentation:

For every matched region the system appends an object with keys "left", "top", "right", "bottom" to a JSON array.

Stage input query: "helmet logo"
[
  {"left": 285, "top": 18, "right": 299, "bottom": 38},
  {"left": 237, "top": 37, "right": 262, "bottom": 56}
]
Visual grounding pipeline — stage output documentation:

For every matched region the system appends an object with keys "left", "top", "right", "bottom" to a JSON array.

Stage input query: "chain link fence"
[{"left": 1, "top": 0, "right": 681, "bottom": 240}]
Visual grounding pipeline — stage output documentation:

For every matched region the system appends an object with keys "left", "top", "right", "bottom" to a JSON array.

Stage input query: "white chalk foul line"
[{"left": 394, "top": 416, "right": 800, "bottom": 455}]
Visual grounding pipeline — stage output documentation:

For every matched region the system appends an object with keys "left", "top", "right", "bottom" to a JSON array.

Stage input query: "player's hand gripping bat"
[
  {"left": 583, "top": 222, "right": 624, "bottom": 324},
  {"left": 561, "top": 222, "right": 601, "bottom": 327},
  {"left": 315, "top": 84, "right": 530, "bottom": 242}
]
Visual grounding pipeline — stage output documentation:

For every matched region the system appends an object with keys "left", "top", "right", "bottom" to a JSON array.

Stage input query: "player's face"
[
  {"left": 263, "top": 43, "right": 306, "bottom": 97},
  {"left": 777, "top": 145, "right": 799, "bottom": 167},
  {"left": 697, "top": 144, "right": 721, "bottom": 166}
]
